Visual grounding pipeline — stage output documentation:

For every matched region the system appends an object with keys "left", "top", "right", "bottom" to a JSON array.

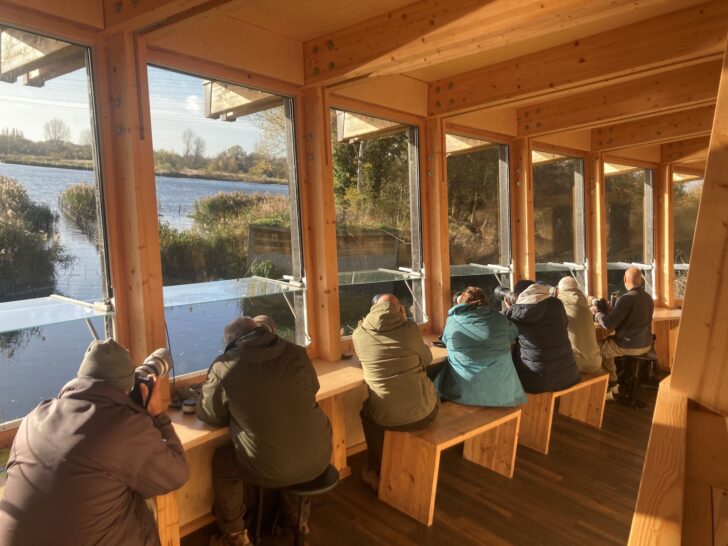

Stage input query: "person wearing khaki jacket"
[
  {"left": 0, "top": 339, "right": 189, "bottom": 546},
  {"left": 557, "top": 276, "right": 603, "bottom": 374},
  {"left": 352, "top": 294, "right": 439, "bottom": 489}
]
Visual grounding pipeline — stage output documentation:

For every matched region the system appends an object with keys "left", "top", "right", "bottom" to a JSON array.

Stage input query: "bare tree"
[
  {"left": 181, "top": 128, "right": 196, "bottom": 158},
  {"left": 43, "top": 118, "right": 71, "bottom": 144},
  {"left": 78, "top": 128, "right": 93, "bottom": 147},
  {"left": 192, "top": 135, "right": 206, "bottom": 165},
  {"left": 249, "top": 107, "right": 287, "bottom": 157}
]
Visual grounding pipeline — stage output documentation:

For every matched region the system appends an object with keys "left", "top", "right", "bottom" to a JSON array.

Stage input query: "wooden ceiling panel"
[
  {"left": 227, "top": 0, "right": 415, "bottom": 42},
  {"left": 428, "top": 0, "right": 728, "bottom": 117}
]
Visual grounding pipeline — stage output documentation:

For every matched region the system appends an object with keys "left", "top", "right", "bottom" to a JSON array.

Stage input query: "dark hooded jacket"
[
  {"left": 196, "top": 327, "right": 332, "bottom": 488},
  {"left": 0, "top": 377, "right": 189, "bottom": 546},
  {"left": 506, "top": 284, "right": 581, "bottom": 393}
]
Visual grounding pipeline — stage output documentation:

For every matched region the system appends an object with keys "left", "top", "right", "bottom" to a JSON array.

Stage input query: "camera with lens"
[
  {"left": 493, "top": 286, "right": 516, "bottom": 306},
  {"left": 129, "top": 348, "right": 174, "bottom": 409},
  {"left": 589, "top": 297, "right": 609, "bottom": 314}
]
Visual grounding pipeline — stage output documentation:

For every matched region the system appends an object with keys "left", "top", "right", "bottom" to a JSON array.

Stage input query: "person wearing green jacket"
[
  {"left": 434, "top": 286, "right": 526, "bottom": 407},
  {"left": 197, "top": 315, "right": 332, "bottom": 546},
  {"left": 352, "top": 294, "right": 439, "bottom": 490}
]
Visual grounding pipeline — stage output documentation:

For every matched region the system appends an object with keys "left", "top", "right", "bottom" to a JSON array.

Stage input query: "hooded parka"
[
  {"left": 0, "top": 378, "right": 190, "bottom": 546},
  {"left": 352, "top": 301, "right": 438, "bottom": 427},
  {"left": 557, "top": 286, "right": 603, "bottom": 374},
  {"left": 435, "top": 303, "right": 526, "bottom": 407},
  {"left": 506, "top": 284, "right": 581, "bottom": 393},
  {"left": 196, "top": 327, "right": 332, "bottom": 489}
]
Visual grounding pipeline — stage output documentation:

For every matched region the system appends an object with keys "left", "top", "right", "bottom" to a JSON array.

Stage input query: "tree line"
[{"left": 0, "top": 121, "right": 288, "bottom": 181}]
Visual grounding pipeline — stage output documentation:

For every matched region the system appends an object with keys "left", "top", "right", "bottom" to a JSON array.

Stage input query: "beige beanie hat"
[{"left": 77, "top": 339, "right": 135, "bottom": 392}]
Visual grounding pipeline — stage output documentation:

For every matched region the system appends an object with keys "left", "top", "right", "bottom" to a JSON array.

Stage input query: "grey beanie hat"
[{"left": 77, "top": 339, "right": 135, "bottom": 392}]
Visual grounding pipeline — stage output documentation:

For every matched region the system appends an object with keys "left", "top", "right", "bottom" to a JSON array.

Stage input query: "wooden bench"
[
  {"left": 378, "top": 402, "right": 521, "bottom": 526},
  {"left": 170, "top": 356, "right": 365, "bottom": 538},
  {"left": 519, "top": 373, "right": 609, "bottom": 454}
]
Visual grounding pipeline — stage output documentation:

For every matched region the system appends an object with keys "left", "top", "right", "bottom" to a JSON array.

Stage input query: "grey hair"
[
  {"left": 223, "top": 316, "right": 257, "bottom": 345},
  {"left": 253, "top": 315, "right": 276, "bottom": 334}
]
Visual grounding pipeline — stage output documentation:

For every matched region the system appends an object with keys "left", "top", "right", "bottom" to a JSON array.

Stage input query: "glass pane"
[
  {"left": 605, "top": 165, "right": 653, "bottom": 296},
  {"left": 149, "top": 67, "right": 306, "bottom": 374},
  {"left": 532, "top": 152, "right": 585, "bottom": 289},
  {"left": 673, "top": 174, "right": 703, "bottom": 299},
  {"left": 0, "top": 27, "right": 107, "bottom": 423},
  {"left": 330, "top": 109, "right": 423, "bottom": 335},
  {"left": 447, "top": 138, "right": 510, "bottom": 299}
]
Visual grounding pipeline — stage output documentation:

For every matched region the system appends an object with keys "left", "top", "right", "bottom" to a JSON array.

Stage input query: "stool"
[
  {"left": 278, "top": 464, "right": 340, "bottom": 546},
  {"left": 615, "top": 336, "right": 659, "bottom": 409}
]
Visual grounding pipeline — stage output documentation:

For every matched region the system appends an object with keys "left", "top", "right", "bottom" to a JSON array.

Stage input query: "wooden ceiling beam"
[
  {"left": 101, "top": 0, "right": 241, "bottom": 35},
  {"left": 591, "top": 104, "right": 715, "bottom": 152},
  {"left": 303, "top": 0, "right": 701, "bottom": 87},
  {"left": 515, "top": 61, "right": 720, "bottom": 137},
  {"left": 661, "top": 136, "right": 710, "bottom": 164},
  {"left": 428, "top": 0, "right": 727, "bottom": 117}
]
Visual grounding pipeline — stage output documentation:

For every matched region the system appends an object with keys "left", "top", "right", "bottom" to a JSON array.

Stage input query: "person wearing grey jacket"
[
  {"left": 197, "top": 315, "right": 332, "bottom": 546},
  {"left": 0, "top": 339, "right": 190, "bottom": 546}
]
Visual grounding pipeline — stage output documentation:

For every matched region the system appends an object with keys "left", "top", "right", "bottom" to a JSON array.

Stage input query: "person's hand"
[
  {"left": 504, "top": 299, "right": 513, "bottom": 309},
  {"left": 590, "top": 305, "right": 598, "bottom": 315},
  {"left": 141, "top": 376, "right": 166, "bottom": 417}
]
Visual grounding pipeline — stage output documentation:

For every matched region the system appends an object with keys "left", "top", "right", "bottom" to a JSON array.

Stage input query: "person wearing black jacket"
[
  {"left": 591, "top": 267, "right": 654, "bottom": 385},
  {"left": 506, "top": 280, "right": 581, "bottom": 393}
]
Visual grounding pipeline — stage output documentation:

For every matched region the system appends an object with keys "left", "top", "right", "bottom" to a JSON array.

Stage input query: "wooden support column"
[
  {"left": 590, "top": 153, "right": 608, "bottom": 298},
  {"left": 671, "top": 39, "right": 728, "bottom": 415},
  {"left": 510, "top": 138, "right": 534, "bottom": 282},
  {"left": 300, "top": 87, "right": 341, "bottom": 361},
  {"left": 93, "top": 34, "right": 177, "bottom": 546},
  {"left": 654, "top": 163, "right": 674, "bottom": 308},
  {"left": 424, "top": 117, "right": 449, "bottom": 332}
]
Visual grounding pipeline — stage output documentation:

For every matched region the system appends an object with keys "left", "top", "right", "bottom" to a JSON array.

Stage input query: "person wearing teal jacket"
[{"left": 435, "top": 286, "right": 527, "bottom": 407}]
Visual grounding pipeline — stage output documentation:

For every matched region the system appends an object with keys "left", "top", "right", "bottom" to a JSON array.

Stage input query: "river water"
[{"left": 0, "top": 163, "right": 288, "bottom": 422}]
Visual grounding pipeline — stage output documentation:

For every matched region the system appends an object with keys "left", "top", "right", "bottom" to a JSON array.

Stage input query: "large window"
[
  {"left": 532, "top": 151, "right": 586, "bottom": 290},
  {"left": 330, "top": 109, "right": 424, "bottom": 335},
  {"left": 0, "top": 28, "right": 109, "bottom": 423},
  {"left": 149, "top": 68, "right": 305, "bottom": 375},
  {"left": 673, "top": 171, "right": 703, "bottom": 299},
  {"left": 604, "top": 163, "right": 654, "bottom": 297},
  {"left": 447, "top": 134, "right": 510, "bottom": 299}
]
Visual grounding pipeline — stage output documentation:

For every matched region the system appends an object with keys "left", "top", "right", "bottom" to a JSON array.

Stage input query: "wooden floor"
[{"left": 183, "top": 387, "right": 656, "bottom": 546}]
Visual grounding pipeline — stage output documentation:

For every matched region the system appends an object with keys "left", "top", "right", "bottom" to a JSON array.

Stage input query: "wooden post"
[
  {"left": 510, "top": 138, "right": 534, "bottom": 282},
  {"left": 93, "top": 33, "right": 178, "bottom": 546},
  {"left": 300, "top": 87, "right": 341, "bottom": 361},
  {"left": 590, "top": 153, "right": 608, "bottom": 298},
  {"left": 654, "top": 163, "right": 675, "bottom": 308},
  {"left": 424, "top": 117, "right": 450, "bottom": 332},
  {"left": 670, "top": 39, "right": 728, "bottom": 415}
]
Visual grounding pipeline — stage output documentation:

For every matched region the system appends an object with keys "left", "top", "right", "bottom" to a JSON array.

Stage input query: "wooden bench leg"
[
  {"left": 463, "top": 412, "right": 520, "bottom": 478},
  {"left": 519, "top": 393, "right": 556, "bottom": 454},
  {"left": 379, "top": 431, "right": 441, "bottom": 526},
  {"left": 558, "top": 378, "right": 608, "bottom": 428},
  {"left": 156, "top": 492, "right": 181, "bottom": 546},
  {"left": 318, "top": 394, "right": 351, "bottom": 478}
]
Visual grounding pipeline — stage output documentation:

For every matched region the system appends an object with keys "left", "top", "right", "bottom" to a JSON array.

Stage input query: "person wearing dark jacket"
[
  {"left": 506, "top": 280, "right": 581, "bottom": 393},
  {"left": 197, "top": 315, "right": 332, "bottom": 546},
  {"left": 0, "top": 339, "right": 190, "bottom": 546},
  {"left": 591, "top": 267, "right": 654, "bottom": 383}
]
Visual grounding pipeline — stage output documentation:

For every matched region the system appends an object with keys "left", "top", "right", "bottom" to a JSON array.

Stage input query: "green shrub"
[
  {"left": 59, "top": 182, "right": 98, "bottom": 241},
  {"left": 248, "top": 259, "right": 279, "bottom": 279},
  {"left": 0, "top": 177, "right": 70, "bottom": 302}
]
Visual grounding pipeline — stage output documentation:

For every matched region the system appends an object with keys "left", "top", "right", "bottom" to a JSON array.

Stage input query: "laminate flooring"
[{"left": 183, "top": 387, "right": 656, "bottom": 546}]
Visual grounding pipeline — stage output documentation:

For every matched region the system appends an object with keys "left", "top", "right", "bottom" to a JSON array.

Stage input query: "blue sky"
[{"left": 0, "top": 65, "right": 264, "bottom": 156}]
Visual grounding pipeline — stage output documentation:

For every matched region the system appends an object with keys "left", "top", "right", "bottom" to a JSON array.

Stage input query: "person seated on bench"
[
  {"left": 557, "top": 276, "right": 603, "bottom": 374},
  {"left": 353, "top": 294, "right": 439, "bottom": 491},
  {"left": 506, "top": 280, "right": 581, "bottom": 394},
  {"left": 433, "top": 286, "right": 526, "bottom": 407},
  {"left": 197, "top": 315, "right": 332, "bottom": 546},
  {"left": 0, "top": 339, "right": 190, "bottom": 546},
  {"left": 590, "top": 267, "right": 654, "bottom": 392}
]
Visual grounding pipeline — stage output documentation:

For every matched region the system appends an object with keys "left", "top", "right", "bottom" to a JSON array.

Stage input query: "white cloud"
[{"left": 185, "top": 95, "right": 202, "bottom": 113}]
